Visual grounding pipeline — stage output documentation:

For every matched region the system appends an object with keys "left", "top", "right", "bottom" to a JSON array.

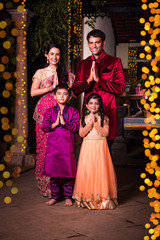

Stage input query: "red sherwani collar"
[{"left": 91, "top": 50, "right": 106, "bottom": 63}]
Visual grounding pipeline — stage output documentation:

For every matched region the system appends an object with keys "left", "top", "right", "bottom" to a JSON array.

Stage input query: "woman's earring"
[
  {"left": 47, "top": 58, "right": 49, "bottom": 65},
  {"left": 86, "top": 109, "right": 90, "bottom": 114}
]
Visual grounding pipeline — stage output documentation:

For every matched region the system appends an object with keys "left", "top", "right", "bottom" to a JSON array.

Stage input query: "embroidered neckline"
[{"left": 47, "top": 66, "right": 57, "bottom": 72}]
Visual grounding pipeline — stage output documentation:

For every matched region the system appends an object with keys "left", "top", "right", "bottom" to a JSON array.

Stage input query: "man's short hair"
[{"left": 87, "top": 29, "right": 105, "bottom": 42}]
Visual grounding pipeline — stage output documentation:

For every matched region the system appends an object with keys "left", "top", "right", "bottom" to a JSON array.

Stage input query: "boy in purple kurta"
[{"left": 42, "top": 83, "right": 80, "bottom": 206}]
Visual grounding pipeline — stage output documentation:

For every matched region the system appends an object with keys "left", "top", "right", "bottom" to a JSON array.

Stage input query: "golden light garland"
[
  {"left": 0, "top": 0, "right": 27, "bottom": 204},
  {"left": 139, "top": 1, "right": 160, "bottom": 239},
  {"left": 17, "top": 0, "right": 28, "bottom": 154},
  {"left": 68, "top": 0, "right": 71, "bottom": 72},
  {"left": 128, "top": 47, "right": 138, "bottom": 84},
  {"left": 72, "top": 0, "right": 82, "bottom": 60},
  {"left": 67, "top": 0, "right": 82, "bottom": 72}
]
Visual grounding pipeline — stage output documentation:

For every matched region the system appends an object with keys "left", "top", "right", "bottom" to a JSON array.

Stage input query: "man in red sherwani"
[{"left": 72, "top": 29, "right": 126, "bottom": 151}]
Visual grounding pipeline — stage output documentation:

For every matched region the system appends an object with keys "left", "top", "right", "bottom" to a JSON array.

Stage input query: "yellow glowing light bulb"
[
  {"left": 141, "top": 40, "right": 146, "bottom": 46},
  {"left": 149, "top": 16, "right": 155, "bottom": 22},
  {"left": 145, "top": 81, "right": 150, "bottom": 88},
  {"left": 146, "top": 54, "right": 152, "bottom": 60},
  {"left": 152, "top": 66, "right": 159, "bottom": 73},
  {"left": 142, "top": 66, "right": 149, "bottom": 73},
  {"left": 145, "top": 149, "right": 151, "bottom": 156},
  {"left": 149, "top": 39, "right": 155, "bottom": 45},
  {"left": 142, "top": 4, "right": 147, "bottom": 10},
  {"left": 139, "top": 53, "right": 145, "bottom": 58},
  {"left": 139, "top": 185, "right": 145, "bottom": 191},
  {"left": 144, "top": 103, "right": 150, "bottom": 110},
  {"left": 145, "top": 23, "right": 150, "bottom": 31},
  {"left": 143, "top": 130, "right": 149, "bottom": 136},
  {"left": 4, "top": 196, "right": 12, "bottom": 204},
  {"left": 144, "top": 46, "right": 151, "bottom": 53},
  {"left": 141, "top": 30, "right": 147, "bottom": 36},
  {"left": 153, "top": 2, "right": 159, "bottom": 8},
  {"left": 144, "top": 236, "right": 149, "bottom": 240},
  {"left": 140, "top": 99, "right": 146, "bottom": 105},
  {"left": 0, "top": 64, "right": 5, "bottom": 72},
  {"left": 155, "top": 78, "right": 160, "bottom": 84}
]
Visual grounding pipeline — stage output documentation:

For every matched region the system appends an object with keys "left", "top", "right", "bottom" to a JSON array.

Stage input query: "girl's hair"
[
  {"left": 54, "top": 83, "right": 71, "bottom": 96},
  {"left": 46, "top": 42, "right": 68, "bottom": 84},
  {"left": 81, "top": 93, "right": 105, "bottom": 127}
]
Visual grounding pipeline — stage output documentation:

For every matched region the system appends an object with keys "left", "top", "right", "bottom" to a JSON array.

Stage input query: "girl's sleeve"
[
  {"left": 79, "top": 120, "right": 92, "bottom": 138},
  {"left": 41, "top": 109, "right": 53, "bottom": 132},
  {"left": 94, "top": 116, "right": 109, "bottom": 137},
  {"left": 64, "top": 108, "right": 80, "bottom": 133}
]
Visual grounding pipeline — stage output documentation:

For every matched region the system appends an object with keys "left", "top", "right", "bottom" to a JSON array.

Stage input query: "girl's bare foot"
[
  {"left": 65, "top": 199, "right": 73, "bottom": 207},
  {"left": 46, "top": 199, "right": 57, "bottom": 206}
]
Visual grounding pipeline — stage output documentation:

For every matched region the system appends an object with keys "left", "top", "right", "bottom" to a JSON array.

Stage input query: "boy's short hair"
[
  {"left": 87, "top": 29, "right": 105, "bottom": 42},
  {"left": 54, "top": 83, "right": 71, "bottom": 96}
]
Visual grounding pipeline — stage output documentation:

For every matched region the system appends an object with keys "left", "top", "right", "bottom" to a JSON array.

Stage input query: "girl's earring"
[{"left": 47, "top": 58, "right": 49, "bottom": 65}]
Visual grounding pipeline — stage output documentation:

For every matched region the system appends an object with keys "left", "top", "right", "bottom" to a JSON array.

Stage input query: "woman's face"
[
  {"left": 86, "top": 98, "right": 100, "bottom": 114},
  {"left": 47, "top": 47, "right": 61, "bottom": 66}
]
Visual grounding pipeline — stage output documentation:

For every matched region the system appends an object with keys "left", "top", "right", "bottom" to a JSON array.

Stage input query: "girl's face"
[
  {"left": 47, "top": 47, "right": 61, "bottom": 66},
  {"left": 86, "top": 98, "right": 100, "bottom": 114}
]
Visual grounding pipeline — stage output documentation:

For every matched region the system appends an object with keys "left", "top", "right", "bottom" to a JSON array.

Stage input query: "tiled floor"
[{"left": 0, "top": 145, "right": 152, "bottom": 240}]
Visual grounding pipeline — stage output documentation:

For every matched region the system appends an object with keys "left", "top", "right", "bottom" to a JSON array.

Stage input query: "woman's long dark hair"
[
  {"left": 46, "top": 42, "right": 68, "bottom": 84},
  {"left": 81, "top": 93, "right": 105, "bottom": 127}
]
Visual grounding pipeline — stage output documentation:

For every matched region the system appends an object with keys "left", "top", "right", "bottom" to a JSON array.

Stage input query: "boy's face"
[{"left": 54, "top": 88, "right": 70, "bottom": 105}]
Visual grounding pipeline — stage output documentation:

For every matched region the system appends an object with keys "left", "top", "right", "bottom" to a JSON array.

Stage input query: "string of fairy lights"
[
  {"left": 139, "top": 1, "right": 160, "bottom": 239},
  {"left": 17, "top": 0, "right": 28, "bottom": 154},
  {"left": 67, "top": 0, "right": 82, "bottom": 72},
  {"left": 0, "top": 0, "right": 26, "bottom": 204},
  {"left": 128, "top": 47, "right": 138, "bottom": 84},
  {"left": 67, "top": 0, "right": 72, "bottom": 72},
  {"left": 72, "top": 0, "right": 82, "bottom": 60}
]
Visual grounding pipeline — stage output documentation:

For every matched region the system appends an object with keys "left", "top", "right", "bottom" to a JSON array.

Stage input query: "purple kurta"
[{"left": 42, "top": 104, "right": 80, "bottom": 178}]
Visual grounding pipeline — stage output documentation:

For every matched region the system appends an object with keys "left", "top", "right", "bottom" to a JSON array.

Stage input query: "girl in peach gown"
[{"left": 72, "top": 93, "right": 118, "bottom": 210}]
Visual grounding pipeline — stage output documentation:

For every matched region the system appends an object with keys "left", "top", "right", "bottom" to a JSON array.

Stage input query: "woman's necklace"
[{"left": 48, "top": 66, "right": 57, "bottom": 72}]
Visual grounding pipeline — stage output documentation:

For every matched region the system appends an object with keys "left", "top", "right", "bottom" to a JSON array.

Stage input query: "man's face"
[{"left": 88, "top": 36, "right": 105, "bottom": 59}]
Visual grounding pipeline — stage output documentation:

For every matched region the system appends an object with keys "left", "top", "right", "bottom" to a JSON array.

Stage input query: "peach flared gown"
[{"left": 72, "top": 114, "right": 118, "bottom": 210}]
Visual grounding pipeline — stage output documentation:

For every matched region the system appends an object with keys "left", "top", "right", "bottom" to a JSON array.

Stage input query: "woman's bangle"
[{"left": 48, "top": 85, "right": 54, "bottom": 92}]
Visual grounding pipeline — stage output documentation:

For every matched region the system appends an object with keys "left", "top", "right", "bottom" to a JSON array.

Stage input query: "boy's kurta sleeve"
[
  {"left": 64, "top": 108, "right": 80, "bottom": 133},
  {"left": 41, "top": 108, "right": 53, "bottom": 132}
]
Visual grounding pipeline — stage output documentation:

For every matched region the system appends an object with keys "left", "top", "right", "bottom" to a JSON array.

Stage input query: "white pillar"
[{"left": 82, "top": 16, "right": 116, "bottom": 59}]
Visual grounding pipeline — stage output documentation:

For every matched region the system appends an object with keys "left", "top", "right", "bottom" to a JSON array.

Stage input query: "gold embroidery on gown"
[{"left": 84, "top": 114, "right": 106, "bottom": 140}]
